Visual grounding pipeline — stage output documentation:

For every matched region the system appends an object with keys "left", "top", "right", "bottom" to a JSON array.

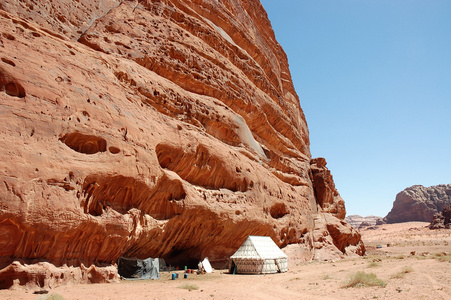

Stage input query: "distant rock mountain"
[
  {"left": 384, "top": 184, "right": 451, "bottom": 224},
  {"left": 345, "top": 215, "right": 383, "bottom": 228}
]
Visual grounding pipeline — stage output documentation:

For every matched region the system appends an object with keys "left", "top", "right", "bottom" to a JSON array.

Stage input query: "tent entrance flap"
[
  {"left": 199, "top": 257, "right": 213, "bottom": 273},
  {"left": 118, "top": 257, "right": 160, "bottom": 280}
]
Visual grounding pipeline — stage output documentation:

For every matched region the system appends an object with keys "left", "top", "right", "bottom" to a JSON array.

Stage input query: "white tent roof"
[{"left": 230, "top": 236, "right": 287, "bottom": 260}]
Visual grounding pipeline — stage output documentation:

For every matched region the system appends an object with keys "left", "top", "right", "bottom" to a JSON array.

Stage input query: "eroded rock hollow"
[{"left": 0, "top": 0, "right": 364, "bottom": 289}]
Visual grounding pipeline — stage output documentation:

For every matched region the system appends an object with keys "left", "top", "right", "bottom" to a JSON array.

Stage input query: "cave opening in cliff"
[{"left": 163, "top": 247, "right": 202, "bottom": 269}]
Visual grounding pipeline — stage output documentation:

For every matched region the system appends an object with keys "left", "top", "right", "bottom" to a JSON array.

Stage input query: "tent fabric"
[
  {"left": 201, "top": 257, "right": 213, "bottom": 273},
  {"left": 118, "top": 257, "right": 160, "bottom": 280},
  {"left": 229, "top": 236, "right": 288, "bottom": 274}
]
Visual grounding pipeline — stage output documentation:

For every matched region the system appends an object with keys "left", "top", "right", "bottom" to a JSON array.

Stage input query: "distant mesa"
[
  {"left": 358, "top": 221, "right": 371, "bottom": 230},
  {"left": 345, "top": 215, "right": 383, "bottom": 229},
  {"left": 384, "top": 184, "right": 451, "bottom": 224}
]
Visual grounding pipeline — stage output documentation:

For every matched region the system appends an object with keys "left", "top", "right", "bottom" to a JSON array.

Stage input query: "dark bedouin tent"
[
  {"left": 229, "top": 236, "right": 288, "bottom": 274},
  {"left": 118, "top": 257, "right": 160, "bottom": 280}
]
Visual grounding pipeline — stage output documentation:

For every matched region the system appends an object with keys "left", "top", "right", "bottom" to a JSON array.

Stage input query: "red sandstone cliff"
[{"left": 0, "top": 0, "right": 364, "bottom": 289}]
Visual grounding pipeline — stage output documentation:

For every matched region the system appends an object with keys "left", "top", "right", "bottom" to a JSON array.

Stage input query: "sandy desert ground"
[{"left": 1, "top": 222, "right": 450, "bottom": 300}]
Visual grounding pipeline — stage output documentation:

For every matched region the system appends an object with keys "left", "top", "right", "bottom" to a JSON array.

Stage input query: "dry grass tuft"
[
  {"left": 367, "top": 261, "right": 381, "bottom": 268},
  {"left": 178, "top": 283, "right": 200, "bottom": 291},
  {"left": 434, "top": 252, "right": 451, "bottom": 263},
  {"left": 38, "top": 294, "right": 65, "bottom": 300},
  {"left": 390, "top": 266, "right": 414, "bottom": 279},
  {"left": 342, "top": 271, "right": 386, "bottom": 288},
  {"left": 393, "top": 255, "right": 406, "bottom": 260}
]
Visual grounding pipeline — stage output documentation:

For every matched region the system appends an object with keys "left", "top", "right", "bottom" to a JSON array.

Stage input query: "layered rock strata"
[
  {"left": 385, "top": 184, "right": 451, "bottom": 223},
  {"left": 0, "top": 0, "right": 364, "bottom": 288}
]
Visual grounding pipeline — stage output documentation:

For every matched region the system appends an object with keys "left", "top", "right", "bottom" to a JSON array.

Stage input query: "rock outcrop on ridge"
[
  {"left": 0, "top": 0, "right": 364, "bottom": 288},
  {"left": 385, "top": 184, "right": 451, "bottom": 224},
  {"left": 429, "top": 204, "right": 451, "bottom": 229}
]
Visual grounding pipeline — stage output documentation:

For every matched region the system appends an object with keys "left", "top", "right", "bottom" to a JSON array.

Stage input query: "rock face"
[
  {"left": 310, "top": 158, "right": 345, "bottom": 219},
  {"left": 0, "top": 0, "right": 364, "bottom": 288},
  {"left": 311, "top": 213, "right": 364, "bottom": 261},
  {"left": 385, "top": 184, "right": 451, "bottom": 224},
  {"left": 429, "top": 205, "right": 451, "bottom": 229},
  {"left": 0, "top": 261, "right": 118, "bottom": 289}
]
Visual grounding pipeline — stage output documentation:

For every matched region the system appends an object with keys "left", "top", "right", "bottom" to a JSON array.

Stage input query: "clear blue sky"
[{"left": 260, "top": 0, "right": 451, "bottom": 217}]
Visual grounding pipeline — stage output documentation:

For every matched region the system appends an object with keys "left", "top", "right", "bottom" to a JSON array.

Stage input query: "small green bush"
[
  {"left": 178, "top": 283, "right": 199, "bottom": 290},
  {"left": 342, "top": 271, "right": 386, "bottom": 288}
]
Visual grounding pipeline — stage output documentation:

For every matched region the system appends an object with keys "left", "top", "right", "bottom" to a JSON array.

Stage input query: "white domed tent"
[{"left": 229, "top": 236, "right": 288, "bottom": 274}]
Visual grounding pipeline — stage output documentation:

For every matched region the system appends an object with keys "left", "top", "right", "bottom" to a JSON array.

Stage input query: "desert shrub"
[
  {"left": 391, "top": 273, "right": 404, "bottom": 279},
  {"left": 393, "top": 255, "right": 405, "bottom": 260},
  {"left": 434, "top": 252, "right": 451, "bottom": 262},
  {"left": 322, "top": 275, "right": 332, "bottom": 280},
  {"left": 363, "top": 255, "right": 383, "bottom": 261},
  {"left": 342, "top": 271, "right": 386, "bottom": 288},
  {"left": 38, "top": 294, "right": 65, "bottom": 300},
  {"left": 367, "top": 261, "right": 381, "bottom": 268},
  {"left": 437, "top": 256, "right": 451, "bottom": 262},
  {"left": 390, "top": 266, "right": 414, "bottom": 279},
  {"left": 415, "top": 255, "right": 428, "bottom": 260},
  {"left": 178, "top": 283, "right": 199, "bottom": 290}
]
